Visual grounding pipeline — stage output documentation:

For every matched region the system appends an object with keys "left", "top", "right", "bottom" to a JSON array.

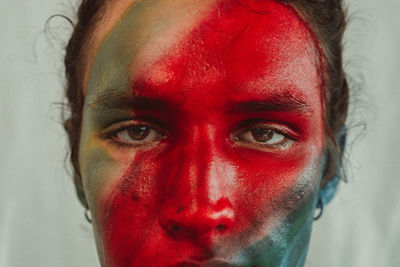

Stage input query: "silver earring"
[{"left": 313, "top": 197, "right": 324, "bottom": 221}]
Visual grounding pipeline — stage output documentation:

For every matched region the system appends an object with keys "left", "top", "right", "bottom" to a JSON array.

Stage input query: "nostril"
[
  {"left": 215, "top": 224, "right": 226, "bottom": 232},
  {"left": 160, "top": 200, "right": 235, "bottom": 240},
  {"left": 165, "top": 223, "right": 182, "bottom": 238},
  {"left": 170, "top": 224, "right": 180, "bottom": 232}
]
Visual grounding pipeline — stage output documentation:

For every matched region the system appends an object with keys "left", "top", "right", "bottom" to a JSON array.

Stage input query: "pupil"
[
  {"left": 251, "top": 128, "right": 273, "bottom": 142},
  {"left": 127, "top": 125, "right": 150, "bottom": 140}
]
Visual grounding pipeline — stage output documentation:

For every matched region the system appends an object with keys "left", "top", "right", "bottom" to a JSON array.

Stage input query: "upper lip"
[{"left": 172, "top": 260, "right": 240, "bottom": 267}]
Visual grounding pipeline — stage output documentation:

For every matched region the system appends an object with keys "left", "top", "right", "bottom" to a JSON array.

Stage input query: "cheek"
[
  {"left": 227, "top": 147, "right": 322, "bottom": 233},
  {"left": 95, "top": 149, "right": 172, "bottom": 265}
]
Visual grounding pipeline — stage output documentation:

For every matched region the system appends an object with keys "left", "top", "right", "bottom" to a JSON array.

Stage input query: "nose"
[
  {"left": 159, "top": 124, "right": 235, "bottom": 241},
  {"left": 159, "top": 198, "right": 235, "bottom": 240}
]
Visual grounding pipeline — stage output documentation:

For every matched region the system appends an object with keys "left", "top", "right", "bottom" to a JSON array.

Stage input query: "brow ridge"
[
  {"left": 89, "top": 90, "right": 166, "bottom": 111},
  {"left": 229, "top": 92, "right": 312, "bottom": 113}
]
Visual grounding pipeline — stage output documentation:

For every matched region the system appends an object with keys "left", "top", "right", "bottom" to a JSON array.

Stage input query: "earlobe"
[{"left": 65, "top": 118, "right": 87, "bottom": 208}]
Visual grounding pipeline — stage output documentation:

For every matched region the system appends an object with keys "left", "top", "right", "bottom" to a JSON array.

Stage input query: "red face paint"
[{"left": 81, "top": 0, "right": 325, "bottom": 266}]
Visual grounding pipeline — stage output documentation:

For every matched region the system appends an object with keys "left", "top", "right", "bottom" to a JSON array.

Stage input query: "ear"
[
  {"left": 74, "top": 173, "right": 89, "bottom": 209},
  {"left": 65, "top": 118, "right": 88, "bottom": 208},
  {"left": 319, "top": 127, "right": 347, "bottom": 205}
]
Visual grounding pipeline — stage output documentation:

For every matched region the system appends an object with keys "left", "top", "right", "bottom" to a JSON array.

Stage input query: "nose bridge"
[
  {"left": 175, "top": 123, "right": 217, "bottom": 207},
  {"left": 159, "top": 123, "right": 235, "bottom": 240}
]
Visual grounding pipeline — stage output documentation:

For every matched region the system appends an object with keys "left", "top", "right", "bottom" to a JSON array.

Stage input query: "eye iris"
[
  {"left": 251, "top": 127, "right": 273, "bottom": 142},
  {"left": 127, "top": 125, "right": 150, "bottom": 140}
]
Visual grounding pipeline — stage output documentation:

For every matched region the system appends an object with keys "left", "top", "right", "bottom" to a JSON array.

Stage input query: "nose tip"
[{"left": 159, "top": 201, "right": 234, "bottom": 240}]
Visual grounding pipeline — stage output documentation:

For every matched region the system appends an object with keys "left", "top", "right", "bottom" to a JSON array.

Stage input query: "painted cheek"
[
  {"left": 233, "top": 150, "right": 320, "bottom": 223},
  {"left": 98, "top": 152, "right": 163, "bottom": 266}
]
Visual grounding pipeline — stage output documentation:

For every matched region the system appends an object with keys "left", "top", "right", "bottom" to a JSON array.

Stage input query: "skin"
[{"left": 78, "top": 0, "right": 325, "bottom": 266}]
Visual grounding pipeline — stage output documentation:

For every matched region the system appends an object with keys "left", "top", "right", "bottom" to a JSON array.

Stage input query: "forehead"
[{"left": 85, "top": 0, "right": 320, "bottom": 103}]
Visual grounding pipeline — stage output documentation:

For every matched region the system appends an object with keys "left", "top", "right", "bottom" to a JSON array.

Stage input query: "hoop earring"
[
  {"left": 313, "top": 197, "right": 324, "bottom": 221},
  {"left": 85, "top": 208, "right": 92, "bottom": 223}
]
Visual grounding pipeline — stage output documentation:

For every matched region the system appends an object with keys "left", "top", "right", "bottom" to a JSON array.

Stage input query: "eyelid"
[
  {"left": 232, "top": 121, "right": 298, "bottom": 150},
  {"left": 235, "top": 120, "right": 298, "bottom": 139},
  {"left": 99, "top": 119, "right": 167, "bottom": 142}
]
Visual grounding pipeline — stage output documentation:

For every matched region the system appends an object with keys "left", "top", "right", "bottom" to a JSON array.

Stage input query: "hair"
[{"left": 63, "top": 0, "right": 349, "bottom": 207}]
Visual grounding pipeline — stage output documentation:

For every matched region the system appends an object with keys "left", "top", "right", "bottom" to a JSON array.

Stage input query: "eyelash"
[
  {"left": 102, "top": 121, "right": 296, "bottom": 151},
  {"left": 232, "top": 124, "right": 295, "bottom": 150},
  {"left": 102, "top": 121, "right": 166, "bottom": 148}
]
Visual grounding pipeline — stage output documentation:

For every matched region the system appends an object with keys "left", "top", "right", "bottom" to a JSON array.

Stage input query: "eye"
[
  {"left": 111, "top": 124, "right": 164, "bottom": 145},
  {"left": 234, "top": 124, "right": 294, "bottom": 150}
]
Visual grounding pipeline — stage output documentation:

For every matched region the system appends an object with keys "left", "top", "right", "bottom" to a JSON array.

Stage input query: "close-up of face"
[{"left": 77, "top": 0, "right": 327, "bottom": 266}]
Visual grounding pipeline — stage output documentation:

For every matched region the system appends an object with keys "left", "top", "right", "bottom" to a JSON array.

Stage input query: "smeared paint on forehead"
[
  {"left": 85, "top": 0, "right": 220, "bottom": 100},
  {"left": 86, "top": 0, "right": 319, "bottom": 103}
]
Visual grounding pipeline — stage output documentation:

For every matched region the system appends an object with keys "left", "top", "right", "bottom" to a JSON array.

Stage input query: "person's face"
[{"left": 79, "top": 0, "right": 325, "bottom": 266}]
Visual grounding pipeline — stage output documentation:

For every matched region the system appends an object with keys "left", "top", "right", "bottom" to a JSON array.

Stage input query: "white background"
[{"left": 1, "top": 0, "right": 399, "bottom": 266}]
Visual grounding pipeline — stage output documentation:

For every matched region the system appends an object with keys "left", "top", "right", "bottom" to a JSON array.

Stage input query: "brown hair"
[{"left": 64, "top": 0, "right": 349, "bottom": 207}]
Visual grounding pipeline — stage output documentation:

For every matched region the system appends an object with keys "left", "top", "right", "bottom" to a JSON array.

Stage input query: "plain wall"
[{"left": 0, "top": 0, "right": 399, "bottom": 266}]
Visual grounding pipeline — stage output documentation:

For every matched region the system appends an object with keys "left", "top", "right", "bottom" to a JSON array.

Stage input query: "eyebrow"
[
  {"left": 228, "top": 92, "right": 312, "bottom": 113},
  {"left": 89, "top": 90, "right": 167, "bottom": 111},
  {"left": 89, "top": 89, "right": 312, "bottom": 114}
]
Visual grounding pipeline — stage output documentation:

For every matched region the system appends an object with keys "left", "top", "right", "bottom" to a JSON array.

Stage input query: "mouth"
[{"left": 171, "top": 260, "right": 240, "bottom": 267}]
